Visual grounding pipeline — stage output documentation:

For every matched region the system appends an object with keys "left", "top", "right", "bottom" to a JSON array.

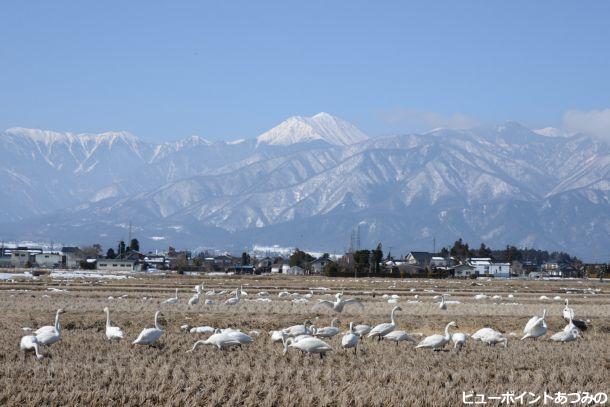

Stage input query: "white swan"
[
  {"left": 188, "top": 332, "right": 241, "bottom": 351},
  {"left": 35, "top": 308, "right": 65, "bottom": 346},
  {"left": 383, "top": 330, "right": 417, "bottom": 345},
  {"left": 20, "top": 335, "right": 44, "bottom": 360},
  {"left": 225, "top": 331, "right": 254, "bottom": 345},
  {"left": 341, "top": 322, "right": 359, "bottom": 354},
  {"left": 132, "top": 311, "right": 164, "bottom": 346},
  {"left": 312, "top": 293, "right": 364, "bottom": 313},
  {"left": 278, "top": 291, "right": 290, "bottom": 299},
  {"left": 353, "top": 324, "right": 371, "bottom": 338},
  {"left": 368, "top": 306, "right": 401, "bottom": 340},
  {"left": 471, "top": 327, "right": 507, "bottom": 347},
  {"left": 283, "top": 336, "right": 333, "bottom": 358},
  {"left": 188, "top": 292, "right": 200, "bottom": 306},
  {"left": 313, "top": 318, "right": 341, "bottom": 338},
  {"left": 103, "top": 307, "right": 124, "bottom": 340},
  {"left": 562, "top": 299, "right": 587, "bottom": 331},
  {"left": 451, "top": 332, "right": 468, "bottom": 350},
  {"left": 190, "top": 326, "right": 215, "bottom": 334},
  {"left": 282, "top": 321, "right": 313, "bottom": 337},
  {"left": 438, "top": 295, "right": 447, "bottom": 310},
  {"left": 225, "top": 289, "right": 241, "bottom": 305},
  {"left": 269, "top": 330, "right": 285, "bottom": 343},
  {"left": 521, "top": 309, "right": 547, "bottom": 340},
  {"left": 550, "top": 328, "right": 581, "bottom": 343},
  {"left": 416, "top": 321, "right": 458, "bottom": 350},
  {"left": 162, "top": 289, "right": 178, "bottom": 305}
]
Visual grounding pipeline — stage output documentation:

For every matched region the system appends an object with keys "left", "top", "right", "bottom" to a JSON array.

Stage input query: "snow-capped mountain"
[
  {"left": 256, "top": 112, "right": 369, "bottom": 146},
  {"left": 0, "top": 114, "right": 608, "bottom": 260}
]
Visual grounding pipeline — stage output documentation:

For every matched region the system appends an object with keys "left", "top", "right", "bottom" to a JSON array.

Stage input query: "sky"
[{"left": 1, "top": 1, "right": 610, "bottom": 142}]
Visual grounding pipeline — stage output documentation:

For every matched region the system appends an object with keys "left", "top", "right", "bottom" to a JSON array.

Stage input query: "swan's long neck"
[
  {"left": 390, "top": 308, "right": 397, "bottom": 325},
  {"left": 283, "top": 337, "right": 293, "bottom": 354},
  {"left": 444, "top": 323, "right": 453, "bottom": 339},
  {"left": 154, "top": 312, "right": 162, "bottom": 330},
  {"left": 542, "top": 309, "right": 547, "bottom": 320},
  {"left": 331, "top": 318, "right": 338, "bottom": 327},
  {"left": 189, "top": 340, "right": 206, "bottom": 352},
  {"left": 54, "top": 311, "right": 61, "bottom": 332},
  {"left": 105, "top": 309, "right": 111, "bottom": 328},
  {"left": 349, "top": 322, "right": 354, "bottom": 333},
  {"left": 175, "top": 288, "right": 178, "bottom": 298}
]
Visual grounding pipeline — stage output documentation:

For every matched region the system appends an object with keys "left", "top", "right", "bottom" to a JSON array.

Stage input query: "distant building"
[
  {"left": 308, "top": 257, "right": 331, "bottom": 274},
  {"left": 10, "top": 249, "right": 36, "bottom": 267},
  {"left": 285, "top": 265, "right": 304, "bottom": 276},
  {"left": 96, "top": 259, "right": 138, "bottom": 272},
  {"left": 255, "top": 257, "right": 273, "bottom": 274},
  {"left": 34, "top": 252, "right": 62, "bottom": 268},
  {"left": 454, "top": 264, "right": 476, "bottom": 278},
  {"left": 467, "top": 258, "right": 511, "bottom": 277},
  {"left": 61, "top": 247, "right": 83, "bottom": 268},
  {"left": 405, "top": 252, "right": 435, "bottom": 267},
  {"left": 488, "top": 262, "right": 511, "bottom": 278}
]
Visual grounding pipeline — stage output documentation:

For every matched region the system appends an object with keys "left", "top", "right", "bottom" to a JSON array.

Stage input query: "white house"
[
  {"left": 468, "top": 258, "right": 511, "bottom": 277},
  {"left": 34, "top": 252, "right": 62, "bottom": 268},
  {"left": 285, "top": 266, "right": 304, "bottom": 276},
  {"left": 271, "top": 263, "right": 291, "bottom": 274},
  {"left": 469, "top": 258, "right": 492, "bottom": 275},
  {"left": 96, "top": 259, "right": 137, "bottom": 272},
  {"left": 488, "top": 262, "right": 511, "bottom": 278}
]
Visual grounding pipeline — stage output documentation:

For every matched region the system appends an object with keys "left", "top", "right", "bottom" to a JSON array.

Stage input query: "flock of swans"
[{"left": 19, "top": 285, "right": 590, "bottom": 360}]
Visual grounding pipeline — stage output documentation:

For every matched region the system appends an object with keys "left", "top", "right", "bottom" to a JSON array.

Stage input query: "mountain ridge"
[{"left": 0, "top": 114, "right": 608, "bottom": 260}]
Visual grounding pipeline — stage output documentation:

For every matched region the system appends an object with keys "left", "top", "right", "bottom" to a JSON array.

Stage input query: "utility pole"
[{"left": 433, "top": 237, "right": 436, "bottom": 255}]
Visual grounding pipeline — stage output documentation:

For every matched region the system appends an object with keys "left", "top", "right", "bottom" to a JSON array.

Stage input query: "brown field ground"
[{"left": 1, "top": 271, "right": 608, "bottom": 406}]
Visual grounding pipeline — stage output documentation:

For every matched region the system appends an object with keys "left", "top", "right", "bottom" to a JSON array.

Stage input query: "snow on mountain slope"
[
  {"left": 256, "top": 112, "right": 369, "bottom": 146},
  {"left": 1, "top": 117, "right": 609, "bottom": 259}
]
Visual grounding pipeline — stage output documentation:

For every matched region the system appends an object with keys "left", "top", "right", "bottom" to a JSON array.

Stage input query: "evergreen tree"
[
  {"left": 129, "top": 238, "right": 140, "bottom": 252},
  {"left": 241, "top": 252, "right": 251, "bottom": 265},
  {"left": 118, "top": 240, "right": 126, "bottom": 257},
  {"left": 106, "top": 248, "right": 116, "bottom": 259},
  {"left": 371, "top": 243, "right": 383, "bottom": 275}
]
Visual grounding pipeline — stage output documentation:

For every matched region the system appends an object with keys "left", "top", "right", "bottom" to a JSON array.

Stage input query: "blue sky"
[{"left": 1, "top": 1, "right": 609, "bottom": 141}]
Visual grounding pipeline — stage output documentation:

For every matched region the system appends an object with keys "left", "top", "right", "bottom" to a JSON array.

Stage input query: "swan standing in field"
[
  {"left": 562, "top": 299, "right": 587, "bottom": 331},
  {"left": 550, "top": 328, "right": 581, "bottom": 343},
  {"left": 341, "top": 322, "right": 359, "bottom": 354},
  {"left": 188, "top": 292, "right": 200, "bottom": 306},
  {"left": 269, "top": 330, "right": 285, "bottom": 343},
  {"left": 225, "top": 331, "right": 254, "bottom": 345},
  {"left": 188, "top": 332, "right": 241, "bottom": 351},
  {"left": 438, "top": 295, "right": 447, "bottom": 310},
  {"left": 353, "top": 324, "right": 371, "bottom": 338},
  {"left": 225, "top": 289, "right": 241, "bottom": 306},
  {"left": 415, "top": 321, "right": 458, "bottom": 350},
  {"left": 162, "top": 289, "right": 178, "bottom": 305},
  {"left": 20, "top": 335, "right": 44, "bottom": 360},
  {"left": 312, "top": 293, "right": 364, "bottom": 313},
  {"left": 35, "top": 308, "right": 65, "bottom": 346},
  {"left": 521, "top": 309, "right": 547, "bottom": 340},
  {"left": 368, "top": 306, "right": 402, "bottom": 341},
  {"left": 383, "top": 330, "right": 417, "bottom": 346},
  {"left": 103, "top": 307, "right": 124, "bottom": 340},
  {"left": 283, "top": 337, "right": 333, "bottom": 358},
  {"left": 132, "top": 311, "right": 164, "bottom": 346},
  {"left": 313, "top": 318, "right": 341, "bottom": 338},
  {"left": 451, "top": 332, "right": 468, "bottom": 350},
  {"left": 471, "top": 328, "right": 507, "bottom": 347},
  {"left": 282, "top": 321, "right": 313, "bottom": 337}
]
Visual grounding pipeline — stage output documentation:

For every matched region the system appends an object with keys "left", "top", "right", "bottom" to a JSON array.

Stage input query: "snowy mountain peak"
[
  {"left": 4, "top": 127, "right": 139, "bottom": 145},
  {"left": 534, "top": 127, "right": 570, "bottom": 138},
  {"left": 256, "top": 113, "right": 368, "bottom": 147}
]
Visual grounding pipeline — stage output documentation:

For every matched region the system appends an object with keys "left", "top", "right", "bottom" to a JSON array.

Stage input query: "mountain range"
[{"left": 1, "top": 112, "right": 608, "bottom": 260}]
